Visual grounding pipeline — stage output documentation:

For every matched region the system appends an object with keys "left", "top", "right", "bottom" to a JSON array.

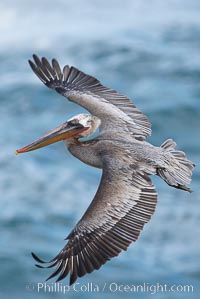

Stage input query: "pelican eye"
[{"left": 68, "top": 118, "right": 80, "bottom": 125}]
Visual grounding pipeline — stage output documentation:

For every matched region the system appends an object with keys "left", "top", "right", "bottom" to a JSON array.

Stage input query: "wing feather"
[
  {"left": 32, "top": 155, "right": 157, "bottom": 285},
  {"left": 29, "top": 55, "right": 151, "bottom": 139}
]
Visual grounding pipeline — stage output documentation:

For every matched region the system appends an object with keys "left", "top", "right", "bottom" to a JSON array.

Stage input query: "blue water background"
[{"left": 0, "top": 1, "right": 199, "bottom": 298}]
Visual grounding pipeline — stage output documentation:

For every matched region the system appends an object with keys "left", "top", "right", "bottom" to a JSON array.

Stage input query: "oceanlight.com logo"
[{"left": 25, "top": 282, "right": 194, "bottom": 294}]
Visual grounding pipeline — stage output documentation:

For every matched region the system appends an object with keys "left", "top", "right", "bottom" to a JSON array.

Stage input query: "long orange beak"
[{"left": 15, "top": 121, "right": 88, "bottom": 154}]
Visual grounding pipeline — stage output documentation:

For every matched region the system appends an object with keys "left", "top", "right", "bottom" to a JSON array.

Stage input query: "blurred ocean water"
[{"left": 0, "top": 0, "right": 199, "bottom": 298}]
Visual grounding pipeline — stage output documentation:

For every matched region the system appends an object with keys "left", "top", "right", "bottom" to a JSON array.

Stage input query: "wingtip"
[
  {"left": 31, "top": 252, "right": 46, "bottom": 263},
  {"left": 32, "top": 53, "right": 38, "bottom": 60},
  {"left": 35, "top": 264, "right": 45, "bottom": 269},
  {"left": 41, "top": 56, "right": 50, "bottom": 65},
  {"left": 28, "top": 59, "right": 34, "bottom": 68},
  {"left": 69, "top": 274, "right": 77, "bottom": 286},
  {"left": 51, "top": 58, "right": 58, "bottom": 65}
]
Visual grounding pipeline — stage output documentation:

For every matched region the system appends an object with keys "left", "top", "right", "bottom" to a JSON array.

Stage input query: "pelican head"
[
  {"left": 16, "top": 114, "right": 101, "bottom": 154},
  {"left": 67, "top": 114, "right": 101, "bottom": 138}
]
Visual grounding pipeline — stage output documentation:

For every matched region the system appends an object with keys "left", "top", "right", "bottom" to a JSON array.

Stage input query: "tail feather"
[
  {"left": 158, "top": 139, "right": 195, "bottom": 192},
  {"left": 161, "top": 139, "right": 177, "bottom": 150}
]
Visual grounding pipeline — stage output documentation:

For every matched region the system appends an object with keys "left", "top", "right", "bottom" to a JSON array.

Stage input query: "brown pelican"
[{"left": 16, "top": 55, "right": 195, "bottom": 285}]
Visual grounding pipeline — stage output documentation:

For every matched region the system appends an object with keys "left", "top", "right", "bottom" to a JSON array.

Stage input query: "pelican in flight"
[{"left": 16, "top": 55, "right": 195, "bottom": 285}]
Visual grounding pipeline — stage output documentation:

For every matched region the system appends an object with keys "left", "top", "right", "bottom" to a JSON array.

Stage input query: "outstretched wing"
[
  {"left": 32, "top": 154, "right": 157, "bottom": 285},
  {"left": 29, "top": 55, "right": 151, "bottom": 139}
]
